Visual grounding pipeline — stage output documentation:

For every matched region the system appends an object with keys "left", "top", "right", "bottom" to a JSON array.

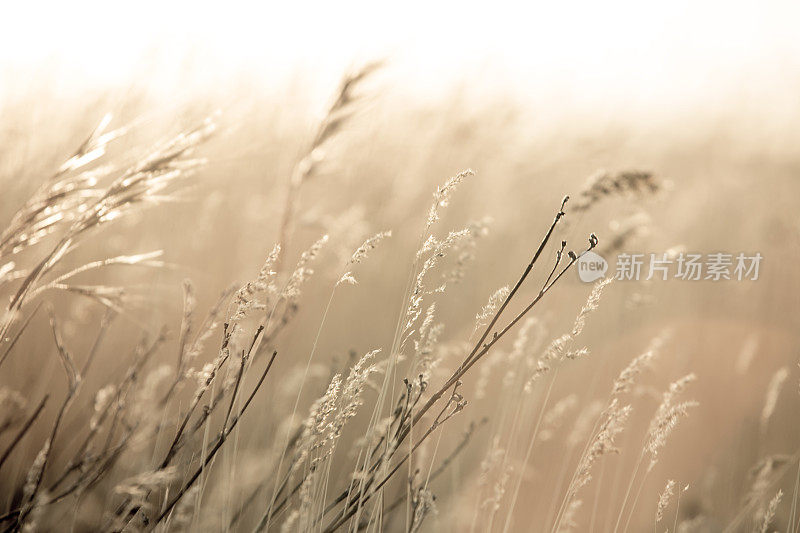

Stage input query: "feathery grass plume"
[
  {"left": 556, "top": 499, "right": 582, "bottom": 533},
  {"left": 409, "top": 487, "right": 437, "bottom": 533},
  {"left": 572, "top": 399, "right": 633, "bottom": 494},
  {"left": 411, "top": 304, "right": 444, "bottom": 382},
  {"left": 161, "top": 485, "right": 199, "bottom": 532},
  {"left": 0, "top": 113, "right": 124, "bottom": 259},
  {"left": 337, "top": 272, "right": 358, "bottom": 286},
  {"left": 757, "top": 489, "right": 782, "bottom": 533},
  {"left": 572, "top": 277, "right": 612, "bottom": 336},
  {"left": 645, "top": 374, "right": 698, "bottom": 470},
  {"left": 21, "top": 441, "right": 50, "bottom": 509},
  {"left": 111, "top": 467, "right": 179, "bottom": 528},
  {"left": 0, "top": 388, "right": 26, "bottom": 434},
  {"left": 294, "top": 474, "right": 316, "bottom": 531},
  {"left": 113, "top": 467, "right": 179, "bottom": 503},
  {"left": 407, "top": 221, "right": 491, "bottom": 342},
  {"left": 0, "top": 261, "right": 23, "bottom": 286},
  {"left": 554, "top": 399, "right": 632, "bottom": 532},
  {"left": 322, "top": 380, "right": 467, "bottom": 531},
  {"left": 475, "top": 350, "right": 504, "bottom": 399},
  {"left": 610, "top": 332, "right": 673, "bottom": 397},
  {"left": 602, "top": 212, "right": 652, "bottom": 255},
  {"left": 280, "top": 507, "right": 300, "bottom": 533},
  {"left": 49, "top": 309, "right": 80, "bottom": 391},
  {"left": 479, "top": 437, "right": 512, "bottom": 513},
  {"left": 277, "top": 62, "right": 382, "bottom": 268},
  {"left": 415, "top": 227, "right": 470, "bottom": 265},
  {"left": 0, "top": 166, "right": 104, "bottom": 256},
  {"left": 509, "top": 317, "right": 546, "bottom": 386},
  {"left": 353, "top": 414, "right": 394, "bottom": 451},
  {"left": 398, "top": 170, "right": 476, "bottom": 358},
  {"left": 524, "top": 278, "right": 610, "bottom": 392},
  {"left": 230, "top": 244, "right": 281, "bottom": 325},
  {"left": 573, "top": 170, "right": 661, "bottom": 213},
  {"left": 314, "top": 206, "right": 370, "bottom": 263},
  {"left": 337, "top": 230, "right": 392, "bottom": 285},
  {"left": 745, "top": 455, "right": 792, "bottom": 509},
  {"left": 656, "top": 479, "right": 676, "bottom": 523},
  {"left": 20, "top": 491, "right": 48, "bottom": 533},
  {"left": 612, "top": 350, "right": 656, "bottom": 397},
  {"left": 333, "top": 349, "right": 382, "bottom": 438},
  {"left": 473, "top": 285, "right": 511, "bottom": 336},
  {"left": 760, "top": 366, "right": 788, "bottom": 436},
  {"left": 303, "top": 61, "right": 384, "bottom": 175},
  {"left": 0, "top": 116, "right": 215, "bottom": 343},
  {"left": 183, "top": 285, "right": 234, "bottom": 366},
  {"left": 279, "top": 369, "right": 353, "bottom": 530},
  {"left": 49, "top": 284, "right": 129, "bottom": 313},
  {"left": 567, "top": 400, "right": 604, "bottom": 449},
  {"left": 90, "top": 385, "right": 116, "bottom": 430},
  {"left": 73, "top": 117, "right": 215, "bottom": 233},
  {"left": 539, "top": 394, "right": 579, "bottom": 442},
  {"left": 15, "top": 440, "right": 52, "bottom": 530},
  {"left": 403, "top": 227, "right": 473, "bottom": 344},
  {"left": 439, "top": 217, "right": 491, "bottom": 287},
  {"left": 186, "top": 361, "right": 220, "bottom": 398},
  {"left": 427, "top": 169, "right": 473, "bottom": 226},
  {"left": 298, "top": 374, "right": 343, "bottom": 465},
  {"left": 346, "top": 230, "right": 392, "bottom": 265},
  {"left": 283, "top": 234, "right": 329, "bottom": 302},
  {"left": 522, "top": 346, "right": 554, "bottom": 391},
  {"left": 59, "top": 113, "right": 124, "bottom": 171},
  {"left": 132, "top": 365, "right": 172, "bottom": 419},
  {"left": 27, "top": 251, "right": 165, "bottom": 301}
]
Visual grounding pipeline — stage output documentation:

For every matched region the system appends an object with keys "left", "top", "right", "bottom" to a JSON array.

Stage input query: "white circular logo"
[{"left": 577, "top": 250, "right": 608, "bottom": 282}]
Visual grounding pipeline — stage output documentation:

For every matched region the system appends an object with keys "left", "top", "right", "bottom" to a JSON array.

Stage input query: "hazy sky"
[{"left": 2, "top": 0, "right": 799, "bottom": 108}]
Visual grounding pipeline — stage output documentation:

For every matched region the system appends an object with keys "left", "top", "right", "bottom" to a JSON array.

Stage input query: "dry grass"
[{"left": 0, "top": 61, "right": 798, "bottom": 533}]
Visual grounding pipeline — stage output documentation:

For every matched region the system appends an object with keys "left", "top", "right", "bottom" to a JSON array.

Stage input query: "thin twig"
[{"left": 154, "top": 350, "right": 278, "bottom": 526}]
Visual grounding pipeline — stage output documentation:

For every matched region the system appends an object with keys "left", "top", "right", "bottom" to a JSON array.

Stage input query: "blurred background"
[{"left": 1, "top": 1, "right": 800, "bottom": 531}]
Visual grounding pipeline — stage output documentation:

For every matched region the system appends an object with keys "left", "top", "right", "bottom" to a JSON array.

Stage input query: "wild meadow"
[{"left": 0, "top": 60, "right": 799, "bottom": 533}]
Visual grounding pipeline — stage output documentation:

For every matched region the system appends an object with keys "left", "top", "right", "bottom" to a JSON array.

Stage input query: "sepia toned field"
[{"left": 1, "top": 9, "right": 800, "bottom": 531}]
